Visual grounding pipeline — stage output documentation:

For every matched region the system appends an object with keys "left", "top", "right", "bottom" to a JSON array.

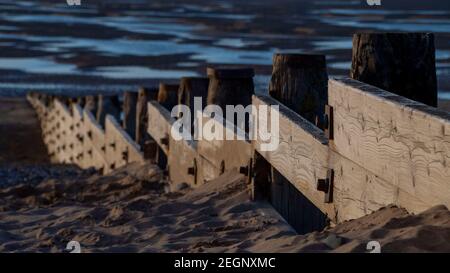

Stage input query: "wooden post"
[
  {"left": 122, "top": 91, "right": 138, "bottom": 139},
  {"left": 269, "top": 53, "right": 328, "bottom": 125},
  {"left": 66, "top": 96, "right": 84, "bottom": 107},
  {"left": 76, "top": 97, "right": 85, "bottom": 107},
  {"left": 207, "top": 67, "right": 254, "bottom": 133},
  {"left": 157, "top": 83, "right": 179, "bottom": 110},
  {"left": 85, "top": 95, "right": 98, "bottom": 115},
  {"left": 96, "top": 94, "right": 121, "bottom": 127},
  {"left": 351, "top": 32, "right": 437, "bottom": 107},
  {"left": 264, "top": 53, "right": 328, "bottom": 234},
  {"left": 178, "top": 77, "right": 209, "bottom": 133},
  {"left": 136, "top": 87, "right": 159, "bottom": 160},
  {"left": 207, "top": 67, "right": 254, "bottom": 109},
  {"left": 251, "top": 151, "right": 271, "bottom": 201}
]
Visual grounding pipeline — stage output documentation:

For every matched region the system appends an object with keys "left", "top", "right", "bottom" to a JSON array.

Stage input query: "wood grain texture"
[
  {"left": 252, "top": 95, "right": 335, "bottom": 219},
  {"left": 122, "top": 91, "right": 138, "bottom": 140},
  {"left": 105, "top": 115, "right": 144, "bottom": 174},
  {"left": 147, "top": 101, "right": 175, "bottom": 155},
  {"left": 251, "top": 94, "right": 426, "bottom": 223},
  {"left": 168, "top": 135, "right": 197, "bottom": 186},
  {"left": 53, "top": 100, "right": 73, "bottom": 163},
  {"left": 197, "top": 113, "right": 252, "bottom": 174},
  {"left": 83, "top": 109, "right": 107, "bottom": 171},
  {"left": 71, "top": 104, "right": 84, "bottom": 166},
  {"left": 329, "top": 77, "right": 450, "bottom": 211}
]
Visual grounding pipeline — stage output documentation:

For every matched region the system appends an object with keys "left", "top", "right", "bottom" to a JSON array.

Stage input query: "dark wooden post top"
[
  {"left": 96, "top": 94, "right": 121, "bottom": 127},
  {"left": 84, "top": 95, "right": 98, "bottom": 115},
  {"left": 206, "top": 66, "right": 255, "bottom": 110},
  {"left": 178, "top": 77, "right": 209, "bottom": 133},
  {"left": 157, "top": 82, "right": 179, "bottom": 111},
  {"left": 122, "top": 91, "right": 138, "bottom": 139},
  {"left": 351, "top": 32, "right": 437, "bottom": 107},
  {"left": 136, "top": 87, "right": 159, "bottom": 145},
  {"left": 269, "top": 53, "right": 328, "bottom": 125},
  {"left": 178, "top": 77, "right": 210, "bottom": 107}
]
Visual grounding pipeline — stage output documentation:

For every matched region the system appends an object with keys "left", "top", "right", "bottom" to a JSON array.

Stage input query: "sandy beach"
[
  {"left": 0, "top": 98, "right": 449, "bottom": 253},
  {"left": 1, "top": 0, "right": 450, "bottom": 255},
  {"left": 1, "top": 161, "right": 450, "bottom": 253}
]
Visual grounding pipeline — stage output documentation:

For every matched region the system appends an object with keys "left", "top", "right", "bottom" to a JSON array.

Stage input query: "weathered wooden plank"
[
  {"left": 71, "top": 104, "right": 84, "bottom": 166},
  {"left": 105, "top": 115, "right": 144, "bottom": 174},
  {"left": 53, "top": 100, "right": 73, "bottom": 163},
  {"left": 197, "top": 113, "right": 252, "bottom": 174},
  {"left": 253, "top": 94, "right": 416, "bottom": 223},
  {"left": 83, "top": 108, "right": 107, "bottom": 171},
  {"left": 329, "top": 77, "right": 450, "bottom": 211},
  {"left": 147, "top": 101, "right": 175, "bottom": 155},
  {"left": 252, "top": 95, "right": 335, "bottom": 219},
  {"left": 196, "top": 155, "right": 222, "bottom": 185},
  {"left": 168, "top": 135, "right": 198, "bottom": 185}
]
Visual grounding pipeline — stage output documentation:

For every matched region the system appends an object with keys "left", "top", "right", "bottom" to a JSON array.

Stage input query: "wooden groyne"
[{"left": 26, "top": 33, "right": 450, "bottom": 234}]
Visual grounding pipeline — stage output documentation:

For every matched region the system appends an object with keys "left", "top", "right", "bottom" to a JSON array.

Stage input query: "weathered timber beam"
[
  {"left": 146, "top": 101, "right": 175, "bottom": 156},
  {"left": 105, "top": 115, "right": 144, "bottom": 174},
  {"left": 53, "top": 99, "right": 73, "bottom": 164},
  {"left": 71, "top": 104, "right": 84, "bottom": 166},
  {"left": 136, "top": 87, "right": 159, "bottom": 160},
  {"left": 197, "top": 113, "right": 252, "bottom": 174},
  {"left": 329, "top": 77, "right": 450, "bottom": 212},
  {"left": 83, "top": 108, "right": 107, "bottom": 172},
  {"left": 253, "top": 92, "right": 433, "bottom": 223},
  {"left": 252, "top": 95, "right": 334, "bottom": 220}
]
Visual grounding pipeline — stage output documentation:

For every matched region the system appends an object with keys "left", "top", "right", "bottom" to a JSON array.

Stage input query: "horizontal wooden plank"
[
  {"left": 329, "top": 77, "right": 450, "bottom": 212},
  {"left": 147, "top": 101, "right": 175, "bottom": 155},
  {"left": 53, "top": 100, "right": 73, "bottom": 163},
  {"left": 105, "top": 115, "right": 144, "bottom": 174},
  {"left": 252, "top": 95, "right": 335, "bottom": 219},
  {"left": 251, "top": 94, "right": 426, "bottom": 223},
  {"left": 83, "top": 109, "right": 107, "bottom": 170},
  {"left": 71, "top": 104, "right": 87, "bottom": 166},
  {"left": 197, "top": 113, "right": 252, "bottom": 174},
  {"left": 329, "top": 149, "right": 427, "bottom": 222},
  {"left": 168, "top": 135, "right": 198, "bottom": 185}
]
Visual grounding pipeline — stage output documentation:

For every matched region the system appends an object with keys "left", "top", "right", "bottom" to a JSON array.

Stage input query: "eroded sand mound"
[{"left": 0, "top": 163, "right": 449, "bottom": 253}]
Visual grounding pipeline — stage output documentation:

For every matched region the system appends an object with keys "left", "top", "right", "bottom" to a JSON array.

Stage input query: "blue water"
[{"left": 0, "top": 0, "right": 449, "bottom": 95}]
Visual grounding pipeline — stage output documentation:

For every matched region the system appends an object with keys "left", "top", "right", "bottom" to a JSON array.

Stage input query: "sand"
[
  {"left": 0, "top": 162, "right": 449, "bottom": 253},
  {"left": 0, "top": 97, "right": 49, "bottom": 165},
  {"left": 0, "top": 97, "right": 449, "bottom": 253}
]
